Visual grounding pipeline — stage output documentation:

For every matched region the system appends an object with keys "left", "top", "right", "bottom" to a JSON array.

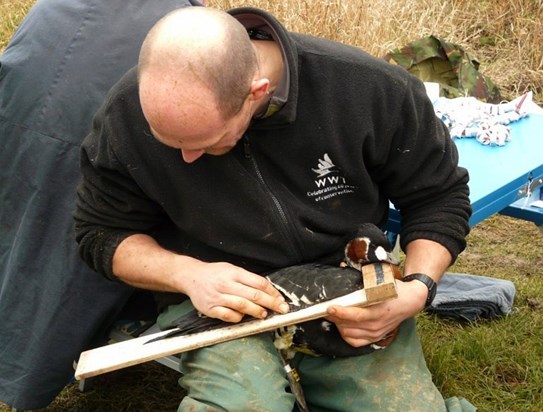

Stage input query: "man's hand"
[
  {"left": 327, "top": 238, "right": 452, "bottom": 348},
  {"left": 112, "top": 234, "right": 289, "bottom": 323},
  {"left": 325, "top": 279, "right": 427, "bottom": 347},
  {"left": 181, "top": 261, "right": 290, "bottom": 323}
]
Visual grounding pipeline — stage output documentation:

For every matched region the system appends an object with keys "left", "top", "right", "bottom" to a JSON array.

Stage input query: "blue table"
[{"left": 386, "top": 114, "right": 543, "bottom": 232}]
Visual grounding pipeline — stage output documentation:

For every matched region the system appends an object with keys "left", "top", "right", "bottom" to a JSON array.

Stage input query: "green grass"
[
  {"left": 1, "top": 0, "right": 543, "bottom": 411},
  {"left": 423, "top": 216, "right": 543, "bottom": 412}
]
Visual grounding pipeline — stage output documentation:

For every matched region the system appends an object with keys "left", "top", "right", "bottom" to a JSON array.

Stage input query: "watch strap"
[{"left": 402, "top": 273, "right": 437, "bottom": 308}]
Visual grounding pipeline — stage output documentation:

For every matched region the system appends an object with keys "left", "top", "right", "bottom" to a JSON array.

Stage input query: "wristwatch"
[{"left": 402, "top": 273, "right": 437, "bottom": 309}]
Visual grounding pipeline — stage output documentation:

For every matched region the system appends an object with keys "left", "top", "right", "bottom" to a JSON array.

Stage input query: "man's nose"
[{"left": 181, "top": 149, "right": 205, "bottom": 163}]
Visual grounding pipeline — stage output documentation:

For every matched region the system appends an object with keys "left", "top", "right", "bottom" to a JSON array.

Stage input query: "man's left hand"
[{"left": 325, "top": 279, "right": 427, "bottom": 347}]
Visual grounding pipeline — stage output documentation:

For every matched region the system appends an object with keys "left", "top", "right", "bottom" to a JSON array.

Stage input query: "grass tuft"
[{"left": 0, "top": 0, "right": 33, "bottom": 52}]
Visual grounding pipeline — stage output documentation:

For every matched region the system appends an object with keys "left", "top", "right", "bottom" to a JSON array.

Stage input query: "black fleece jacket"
[{"left": 75, "top": 8, "right": 471, "bottom": 289}]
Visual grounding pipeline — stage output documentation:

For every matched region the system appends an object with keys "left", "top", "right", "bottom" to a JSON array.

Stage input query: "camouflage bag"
[{"left": 384, "top": 35, "right": 502, "bottom": 103}]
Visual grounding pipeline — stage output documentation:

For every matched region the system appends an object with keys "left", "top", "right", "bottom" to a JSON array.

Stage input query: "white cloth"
[{"left": 433, "top": 91, "right": 539, "bottom": 146}]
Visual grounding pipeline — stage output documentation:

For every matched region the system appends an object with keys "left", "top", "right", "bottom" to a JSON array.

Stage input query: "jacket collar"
[{"left": 228, "top": 7, "right": 298, "bottom": 128}]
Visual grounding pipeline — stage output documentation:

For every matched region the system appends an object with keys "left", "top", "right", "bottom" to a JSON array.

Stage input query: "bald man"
[{"left": 75, "top": 7, "right": 475, "bottom": 412}]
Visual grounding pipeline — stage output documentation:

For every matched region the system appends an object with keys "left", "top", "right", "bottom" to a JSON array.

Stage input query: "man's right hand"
[
  {"left": 112, "top": 234, "right": 289, "bottom": 323},
  {"left": 181, "top": 261, "right": 290, "bottom": 323}
]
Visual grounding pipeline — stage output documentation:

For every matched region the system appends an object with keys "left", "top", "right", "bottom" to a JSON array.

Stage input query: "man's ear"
[{"left": 249, "top": 78, "right": 270, "bottom": 102}]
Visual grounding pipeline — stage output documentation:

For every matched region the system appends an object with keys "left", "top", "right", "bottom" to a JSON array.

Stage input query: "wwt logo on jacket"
[{"left": 307, "top": 153, "right": 356, "bottom": 202}]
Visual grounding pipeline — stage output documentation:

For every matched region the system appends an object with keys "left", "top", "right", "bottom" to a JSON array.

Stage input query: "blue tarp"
[{"left": 0, "top": 0, "right": 200, "bottom": 408}]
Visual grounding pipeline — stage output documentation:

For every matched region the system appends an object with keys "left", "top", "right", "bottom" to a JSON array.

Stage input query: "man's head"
[{"left": 138, "top": 7, "right": 270, "bottom": 163}]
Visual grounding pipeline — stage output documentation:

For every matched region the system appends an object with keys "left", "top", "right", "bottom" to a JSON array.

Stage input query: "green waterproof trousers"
[{"left": 158, "top": 302, "right": 477, "bottom": 412}]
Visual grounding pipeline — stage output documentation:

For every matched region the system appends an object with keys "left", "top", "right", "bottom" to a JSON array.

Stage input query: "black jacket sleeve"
[
  {"left": 377, "top": 75, "right": 471, "bottom": 260},
  {"left": 74, "top": 71, "right": 166, "bottom": 280}
]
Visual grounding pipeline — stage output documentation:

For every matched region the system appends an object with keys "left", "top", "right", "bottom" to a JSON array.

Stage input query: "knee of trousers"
[
  {"left": 178, "top": 388, "right": 295, "bottom": 412},
  {"left": 177, "top": 334, "right": 296, "bottom": 411}
]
